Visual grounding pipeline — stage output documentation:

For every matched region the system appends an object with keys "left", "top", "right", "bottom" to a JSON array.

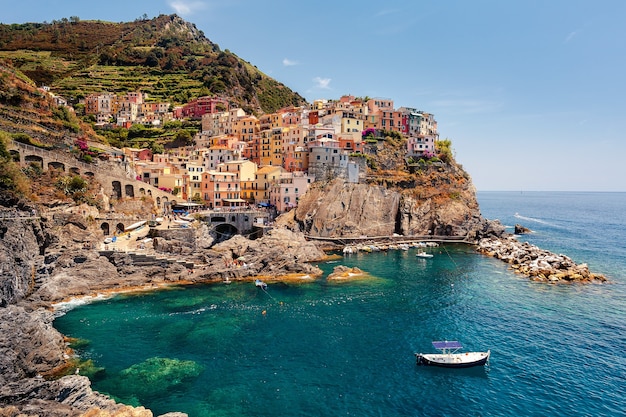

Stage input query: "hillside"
[
  {"left": 0, "top": 14, "right": 306, "bottom": 114},
  {"left": 0, "top": 62, "right": 95, "bottom": 145}
]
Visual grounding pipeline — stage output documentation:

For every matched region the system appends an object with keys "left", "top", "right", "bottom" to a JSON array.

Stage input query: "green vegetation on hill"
[
  {"left": 0, "top": 14, "right": 307, "bottom": 114},
  {"left": 0, "top": 131, "right": 29, "bottom": 196},
  {"left": 0, "top": 63, "right": 93, "bottom": 144}
]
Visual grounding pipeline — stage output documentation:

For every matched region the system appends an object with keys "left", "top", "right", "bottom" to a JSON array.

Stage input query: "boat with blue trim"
[{"left": 415, "top": 341, "right": 490, "bottom": 368}]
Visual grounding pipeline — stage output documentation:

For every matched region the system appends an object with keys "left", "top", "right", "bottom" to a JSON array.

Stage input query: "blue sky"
[{"left": 3, "top": 0, "right": 626, "bottom": 191}]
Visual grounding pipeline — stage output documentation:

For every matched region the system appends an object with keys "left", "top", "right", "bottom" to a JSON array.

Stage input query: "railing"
[{"left": 304, "top": 234, "right": 473, "bottom": 245}]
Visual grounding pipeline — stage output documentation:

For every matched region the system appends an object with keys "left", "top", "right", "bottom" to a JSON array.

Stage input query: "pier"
[{"left": 304, "top": 234, "right": 474, "bottom": 246}]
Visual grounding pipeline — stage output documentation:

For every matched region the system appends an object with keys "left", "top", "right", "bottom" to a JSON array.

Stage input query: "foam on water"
[{"left": 52, "top": 293, "right": 112, "bottom": 316}]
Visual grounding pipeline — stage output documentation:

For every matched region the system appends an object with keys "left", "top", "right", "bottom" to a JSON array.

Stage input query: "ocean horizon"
[{"left": 54, "top": 191, "right": 626, "bottom": 416}]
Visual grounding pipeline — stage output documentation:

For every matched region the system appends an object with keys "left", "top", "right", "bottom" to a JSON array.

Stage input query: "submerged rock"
[{"left": 115, "top": 357, "right": 203, "bottom": 398}]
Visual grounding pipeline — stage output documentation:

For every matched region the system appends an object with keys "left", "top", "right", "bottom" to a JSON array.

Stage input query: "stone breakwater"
[{"left": 477, "top": 236, "right": 607, "bottom": 283}]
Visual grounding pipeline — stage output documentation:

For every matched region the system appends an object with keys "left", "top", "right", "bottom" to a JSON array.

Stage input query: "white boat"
[
  {"left": 125, "top": 220, "right": 147, "bottom": 231},
  {"left": 172, "top": 219, "right": 191, "bottom": 228},
  {"left": 255, "top": 279, "right": 267, "bottom": 290},
  {"left": 415, "top": 341, "right": 490, "bottom": 368},
  {"left": 416, "top": 251, "right": 434, "bottom": 258}
]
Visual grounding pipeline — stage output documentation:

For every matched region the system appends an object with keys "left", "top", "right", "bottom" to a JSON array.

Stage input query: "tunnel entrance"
[{"left": 214, "top": 223, "right": 239, "bottom": 243}]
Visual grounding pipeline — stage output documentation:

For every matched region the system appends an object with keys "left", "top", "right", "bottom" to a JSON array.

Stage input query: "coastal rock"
[
  {"left": 290, "top": 178, "right": 503, "bottom": 241},
  {"left": 477, "top": 236, "right": 607, "bottom": 283},
  {"left": 0, "top": 375, "right": 155, "bottom": 416},
  {"left": 514, "top": 224, "right": 532, "bottom": 234},
  {"left": 0, "top": 305, "right": 66, "bottom": 385},
  {"left": 195, "top": 228, "right": 325, "bottom": 281},
  {"left": 293, "top": 180, "right": 400, "bottom": 237},
  {"left": 327, "top": 265, "right": 366, "bottom": 281},
  {"left": 0, "top": 207, "right": 49, "bottom": 306}
]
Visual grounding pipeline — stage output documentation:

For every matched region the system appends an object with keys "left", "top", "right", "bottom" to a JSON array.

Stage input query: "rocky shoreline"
[
  {"left": 0, "top": 204, "right": 608, "bottom": 416},
  {"left": 0, "top": 203, "right": 329, "bottom": 417}
]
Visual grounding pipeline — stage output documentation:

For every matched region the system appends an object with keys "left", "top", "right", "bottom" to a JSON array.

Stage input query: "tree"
[
  {"left": 175, "top": 129, "right": 193, "bottom": 146},
  {"left": 150, "top": 142, "right": 164, "bottom": 154},
  {"left": 435, "top": 139, "right": 453, "bottom": 163}
]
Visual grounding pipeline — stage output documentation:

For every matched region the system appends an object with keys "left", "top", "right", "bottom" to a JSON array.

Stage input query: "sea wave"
[
  {"left": 52, "top": 294, "right": 112, "bottom": 316},
  {"left": 514, "top": 212, "right": 561, "bottom": 228}
]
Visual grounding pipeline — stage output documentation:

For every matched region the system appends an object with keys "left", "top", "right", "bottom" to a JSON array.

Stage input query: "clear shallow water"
[{"left": 54, "top": 192, "right": 626, "bottom": 416}]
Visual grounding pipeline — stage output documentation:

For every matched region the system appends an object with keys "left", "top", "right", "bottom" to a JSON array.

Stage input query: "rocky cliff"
[
  {"left": 0, "top": 201, "right": 49, "bottom": 307},
  {"left": 287, "top": 163, "right": 501, "bottom": 241}
]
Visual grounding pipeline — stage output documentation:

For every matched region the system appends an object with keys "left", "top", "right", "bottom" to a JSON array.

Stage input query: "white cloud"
[
  {"left": 313, "top": 77, "right": 332, "bottom": 89},
  {"left": 375, "top": 9, "right": 399, "bottom": 18},
  {"left": 565, "top": 31, "right": 577, "bottom": 43},
  {"left": 168, "top": 0, "right": 207, "bottom": 16},
  {"left": 282, "top": 58, "right": 298, "bottom": 66}
]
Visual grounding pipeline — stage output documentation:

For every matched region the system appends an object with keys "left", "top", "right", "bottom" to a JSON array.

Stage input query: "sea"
[{"left": 53, "top": 191, "right": 626, "bottom": 417}]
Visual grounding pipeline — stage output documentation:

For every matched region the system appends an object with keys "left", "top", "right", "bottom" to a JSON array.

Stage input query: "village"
[{"left": 72, "top": 91, "right": 441, "bottom": 214}]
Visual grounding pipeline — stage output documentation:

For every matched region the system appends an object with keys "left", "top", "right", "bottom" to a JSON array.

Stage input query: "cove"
[{"left": 54, "top": 245, "right": 624, "bottom": 417}]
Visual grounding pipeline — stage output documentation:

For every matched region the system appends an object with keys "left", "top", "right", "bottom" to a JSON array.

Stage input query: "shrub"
[{"left": 0, "top": 132, "right": 30, "bottom": 195}]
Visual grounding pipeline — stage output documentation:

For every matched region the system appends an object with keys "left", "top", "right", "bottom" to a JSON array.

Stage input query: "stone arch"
[
  {"left": 48, "top": 161, "right": 65, "bottom": 172},
  {"left": 139, "top": 187, "right": 146, "bottom": 196},
  {"left": 84, "top": 171, "right": 95, "bottom": 177},
  {"left": 215, "top": 223, "right": 238, "bottom": 243},
  {"left": 24, "top": 155, "right": 43, "bottom": 169},
  {"left": 9, "top": 150, "right": 20, "bottom": 163},
  {"left": 112, "top": 181, "right": 122, "bottom": 199},
  {"left": 115, "top": 223, "right": 125, "bottom": 234},
  {"left": 125, "top": 184, "right": 135, "bottom": 198},
  {"left": 101, "top": 222, "right": 110, "bottom": 235},
  {"left": 69, "top": 167, "right": 80, "bottom": 175}
]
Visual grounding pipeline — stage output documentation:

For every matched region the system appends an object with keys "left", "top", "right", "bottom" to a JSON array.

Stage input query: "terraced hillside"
[{"left": 0, "top": 14, "right": 306, "bottom": 114}]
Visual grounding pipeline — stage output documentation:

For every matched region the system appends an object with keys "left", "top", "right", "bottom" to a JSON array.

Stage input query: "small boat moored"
[
  {"left": 416, "top": 250, "right": 434, "bottom": 258},
  {"left": 415, "top": 341, "right": 490, "bottom": 368},
  {"left": 255, "top": 279, "right": 267, "bottom": 290}
]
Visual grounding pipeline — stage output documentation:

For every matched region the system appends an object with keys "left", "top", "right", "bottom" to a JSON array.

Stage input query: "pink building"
[
  {"left": 269, "top": 172, "right": 315, "bottom": 213},
  {"left": 180, "top": 96, "right": 229, "bottom": 119}
]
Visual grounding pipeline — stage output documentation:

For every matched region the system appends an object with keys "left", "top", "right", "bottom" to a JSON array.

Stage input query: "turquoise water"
[{"left": 54, "top": 192, "right": 626, "bottom": 416}]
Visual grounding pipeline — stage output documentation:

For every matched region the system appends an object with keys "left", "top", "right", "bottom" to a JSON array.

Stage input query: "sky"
[{"left": 3, "top": 0, "right": 626, "bottom": 191}]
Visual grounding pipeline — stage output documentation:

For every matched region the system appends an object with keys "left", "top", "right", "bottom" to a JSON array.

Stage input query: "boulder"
[{"left": 477, "top": 237, "right": 607, "bottom": 284}]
